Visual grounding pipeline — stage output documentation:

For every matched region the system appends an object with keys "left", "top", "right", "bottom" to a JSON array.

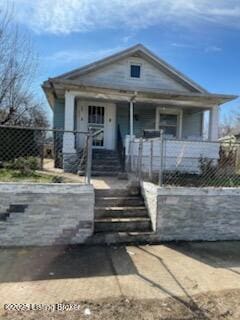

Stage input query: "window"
[
  {"left": 159, "top": 113, "right": 178, "bottom": 138},
  {"left": 130, "top": 64, "right": 141, "bottom": 78}
]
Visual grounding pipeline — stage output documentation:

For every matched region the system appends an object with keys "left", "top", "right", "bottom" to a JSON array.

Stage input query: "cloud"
[
  {"left": 44, "top": 46, "right": 125, "bottom": 65},
  {"left": 171, "top": 43, "right": 222, "bottom": 53},
  {"left": 205, "top": 46, "right": 222, "bottom": 53},
  {"left": 171, "top": 43, "right": 197, "bottom": 49},
  {"left": 3, "top": 0, "right": 240, "bottom": 34}
]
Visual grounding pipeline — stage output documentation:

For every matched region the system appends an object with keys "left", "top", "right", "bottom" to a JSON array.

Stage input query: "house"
[{"left": 42, "top": 44, "right": 237, "bottom": 175}]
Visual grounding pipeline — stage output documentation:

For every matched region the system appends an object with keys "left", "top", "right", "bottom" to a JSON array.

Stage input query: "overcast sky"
[{"left": 2, "top": 0, "right": 240, "bottom": 120}]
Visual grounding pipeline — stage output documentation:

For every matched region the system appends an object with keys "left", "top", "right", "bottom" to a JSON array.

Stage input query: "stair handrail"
[
  {"left": 117, "top": 124, "right": 125, "bottom": 171},
  {"left": 85, "top": 127, "right": 104, "bottom": 184},
  {"left": 78, "top": 135, "right": 89, "bottom": 174}
]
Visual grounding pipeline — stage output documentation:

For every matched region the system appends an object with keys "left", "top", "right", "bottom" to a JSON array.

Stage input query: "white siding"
[
  {"left": 75, "top": 56, "right": 190, "bottom": 92},
  {"left": 182, "top": 111, "right": 203, "bottom": 139},
  {"left": 126, "top": 137, "right": 220, "bottom": 173}
]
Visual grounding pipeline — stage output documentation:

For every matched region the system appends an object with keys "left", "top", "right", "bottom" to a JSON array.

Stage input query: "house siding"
[
  {"left": 53, "top": 98, "right": 65, "bottom": 129},
  {"left": 75, "top": 56, "right": 191, "bottom": 92},
  {"left": 117, "top": 104, "right": 203, "bottom": 140},
  {"left": 117, "top": 104, "right": 156, "bottom": 139},
  {"left": 182, "top": 111, "right": 203, "bottom": 139}
]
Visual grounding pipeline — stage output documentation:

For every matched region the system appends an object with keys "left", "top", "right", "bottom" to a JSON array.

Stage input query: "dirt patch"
[{"left": 1, "top": 289, "right": 240, "bottom": 320}]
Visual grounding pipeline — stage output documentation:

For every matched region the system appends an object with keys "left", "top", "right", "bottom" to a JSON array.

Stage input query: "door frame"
[{"left": 76, "top": 100, "right": 116, "bottom": 150}]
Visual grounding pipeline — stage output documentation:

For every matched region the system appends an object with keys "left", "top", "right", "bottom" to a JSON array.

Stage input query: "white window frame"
[
  {"left": 128, "top": 60, "right": 143, "bottom": 80},
  {"left": 155, "top": 107, "right": 183, "bottom": 139}
]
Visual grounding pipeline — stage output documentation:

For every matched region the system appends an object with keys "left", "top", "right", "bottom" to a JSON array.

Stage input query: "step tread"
[
  {"left": 94, "top": 231, "right": 154, "bottom": 236},
  {"left": 96, "top": 196, "right": 143, "bottom": 200},
  {"left": 92, "top": 171, "right": 119, "bottom": 176},
  {"left": 95, "top": 217, "right": 150, "bottom": 223},
  {"left": 95, "top": 206, "right": 147, "bottom": 210}
]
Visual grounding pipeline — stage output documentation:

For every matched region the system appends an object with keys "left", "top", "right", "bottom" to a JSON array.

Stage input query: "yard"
[
  {"left": 0, "top": 157, "right": 80, "bottom": 183},
  {"left": 0, "top": 168, "right": 58, "bottom": 183},
  {"left": 0, "top": 168, "right": 79, "bottom": 183}
]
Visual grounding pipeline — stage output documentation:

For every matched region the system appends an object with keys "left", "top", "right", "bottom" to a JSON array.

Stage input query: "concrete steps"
[
  {"left": 91, "top": 171, "right": 120, "bottom": 177},
  {"left": 86, "top": 231, "right": 157, "bottom": 245},
  {"left": 95, "top": 196, "right": 145, "bottom": 207},
  {"left": 92, "top": 165, "right": 121, "bottom": 172},
  {"left": 95, "top": 207, "right": 148, "bottom": 218},
  {"left": 95, "top": 217, "right": 151, "bottom": 232},
  {"left": 91, "top": 149, "right": 122, "bottom": 177},
  {"left": 94, "top": 188, "right": 152, "bottom": 242}
]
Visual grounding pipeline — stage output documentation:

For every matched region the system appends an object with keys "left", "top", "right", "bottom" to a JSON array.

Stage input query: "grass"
[
  {"left": 0, "top": 168, "right": 68, "bottom": 183},
  {"left": 163, "top": 173, "right": 240, "bottom": 187}
]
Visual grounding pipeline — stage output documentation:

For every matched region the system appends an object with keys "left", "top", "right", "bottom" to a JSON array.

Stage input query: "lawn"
[{"left": 0, "top": 168, "right": 70, "bottom": 183}]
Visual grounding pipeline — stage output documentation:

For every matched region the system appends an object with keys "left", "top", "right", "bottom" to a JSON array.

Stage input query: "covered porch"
[
  {"left": 54, "top": 84, "right": 234, "bottom": 174},
  {"left": 62, "top": 85, "right": 225, "bottom": 152}
]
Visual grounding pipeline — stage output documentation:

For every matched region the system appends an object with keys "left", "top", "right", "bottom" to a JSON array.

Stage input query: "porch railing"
[{"left": 125, "top": 133, "right": 240, "bottom": 187}]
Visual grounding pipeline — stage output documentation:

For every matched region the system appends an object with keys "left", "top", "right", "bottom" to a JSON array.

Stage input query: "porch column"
[
  {"left": 209, "top": 105, "right": 219, "bottom": 141},
  {"left": 63, "top": 91, "right": 76, "bottom": 153},
  {"left": 129, "top": 100, "right": 134, "bottom": 171},
  {"left": 129, "top": 101, "right": 134, "bottom": 139}
]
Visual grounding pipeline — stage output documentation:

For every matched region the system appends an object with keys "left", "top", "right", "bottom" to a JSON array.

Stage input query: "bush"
[
  {"left": 199, "top": 157, "right": 217, "bottom": 178},
  {"left": 51, "top": 175, "right": 64, "bottom": 183},
  {"left": 5, "top": 157, "right": 39, "bottom": 175}
]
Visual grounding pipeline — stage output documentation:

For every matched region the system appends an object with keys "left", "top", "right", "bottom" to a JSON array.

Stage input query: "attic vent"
[{"left": 130, "top": 64, "right": 141, "bottom": 78}]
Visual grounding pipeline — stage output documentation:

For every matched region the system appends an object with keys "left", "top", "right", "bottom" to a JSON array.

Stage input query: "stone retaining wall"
[
  {"left": 0, "top": 183, "right": 94, "bottom": 246},
  {"left": 142, "top": 182, "right": 240, "bottom": 241}
]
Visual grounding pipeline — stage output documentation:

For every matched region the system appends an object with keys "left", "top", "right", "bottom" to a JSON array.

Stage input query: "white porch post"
[
  {"left": 63, "top": 91, "right": 76, "bottom": 153},
  {"left": 130, "top": 101, "right": 134, "bottom": 139},
  {"left": 209, "top": 105, "right": 219, "bottom": 141},
  {"left": 129, "top": 100, "right": 134, "bottom": 171}
]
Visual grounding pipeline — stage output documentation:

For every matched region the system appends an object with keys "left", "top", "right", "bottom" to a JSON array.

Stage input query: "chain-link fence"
[
  {"left": 127, "top": 135, "right": 240, "bottom": 187},
  {"left": 0, "top": 125, "right": 92, "bottom": 183}
]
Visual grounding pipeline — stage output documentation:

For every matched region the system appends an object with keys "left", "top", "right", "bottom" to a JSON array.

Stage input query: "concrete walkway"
[
  {"left": 42, "top": 159, "right": 132, "bottom": 189},
  {"left": 0, "top": 242, "right": 240, "bottom": 313}
]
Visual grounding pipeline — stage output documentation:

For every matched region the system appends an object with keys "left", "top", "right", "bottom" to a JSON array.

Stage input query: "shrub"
[
  {"left": 51, "top": 175, "right": 64, "bottom": 183},
  {"left": 5, "top": 157, "right": 39, "bottom": 175},
  {"left": 199, "top": 157, "right": 217, "bottom": 178}
]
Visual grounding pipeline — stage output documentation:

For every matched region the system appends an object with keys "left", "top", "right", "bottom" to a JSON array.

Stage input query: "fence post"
[
  {"left": 149, "top": 140, "right": 153, "bottom": 181},
  {"left": 159, "top": 129, "right": 164, "bottom": 186},
  {"left": 40, "top": 142, "right": 44, "bottom": 170},
  {"left": 86, "top": 132, "right": 93, "bottom": 184},
  {"left": 137, "top": 137, "right": 143, "bottom": 181}
]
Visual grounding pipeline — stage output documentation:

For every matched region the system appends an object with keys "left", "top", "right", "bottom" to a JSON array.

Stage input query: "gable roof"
[{"left": 52, "top": 44, "right": 208, "bottom": 93}]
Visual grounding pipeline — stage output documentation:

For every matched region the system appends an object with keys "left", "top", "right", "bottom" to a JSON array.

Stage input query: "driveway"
[{"left": 0, "top": 242, "right": 240, "bottom": 318}]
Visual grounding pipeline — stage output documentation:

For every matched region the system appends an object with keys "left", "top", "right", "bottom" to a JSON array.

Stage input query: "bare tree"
[
  {"left": 0, "top": 5, "right": 48, "bottom": 127},
  {"left": 220, "top": 110, "right": 240, "bottom": 137}
]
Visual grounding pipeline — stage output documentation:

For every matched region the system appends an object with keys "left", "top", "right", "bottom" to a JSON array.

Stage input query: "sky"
[{"left": 1, "top": 0, "right": 240, "bottom": 123}]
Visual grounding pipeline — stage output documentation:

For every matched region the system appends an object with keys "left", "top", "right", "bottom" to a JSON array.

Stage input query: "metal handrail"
[
  {"left": 90, "top": 128, "right": 104, "bottom": 137},
  {"left": 117, "top": 124, "right": 125, "bottom": 171},
  {"left": 85, "top": 127, "right": 104, "bottom": 184}
]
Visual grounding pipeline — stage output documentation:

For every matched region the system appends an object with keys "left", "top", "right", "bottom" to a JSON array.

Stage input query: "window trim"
[
  {"left": 155, "top": 107, "right": 183, "bottom": 139},
  {"left": 128, "top": 61, "right": 143, "bottom": 80},
  {"left": 130, "top": 64, "right": 141, "bottom": 78}
]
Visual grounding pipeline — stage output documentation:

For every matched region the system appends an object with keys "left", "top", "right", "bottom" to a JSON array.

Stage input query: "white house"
[{"left": 42, "top": 44, "right": 237, "bottom": 175}]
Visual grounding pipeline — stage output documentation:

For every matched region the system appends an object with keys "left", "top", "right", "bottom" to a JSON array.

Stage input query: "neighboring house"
[{"left": 42, "top": 44, "right": 237, "bottom": 174}]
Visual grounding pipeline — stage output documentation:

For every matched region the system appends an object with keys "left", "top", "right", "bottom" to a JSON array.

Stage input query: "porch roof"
[{"left": 42, "top": 78, "right": 237, "bottom": 110}]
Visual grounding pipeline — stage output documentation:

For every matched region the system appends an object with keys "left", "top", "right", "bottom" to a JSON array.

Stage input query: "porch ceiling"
[{"left": 42, "top": 78, "right": 237, "bottom": 109}]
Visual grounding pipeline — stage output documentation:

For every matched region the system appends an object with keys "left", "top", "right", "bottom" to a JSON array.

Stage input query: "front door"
[
  {"left": 77, "top": 101, "right": 116, "bottom": 150},
  {"left": 88, "top": 105, "right": 105, "bottom": 148}
]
